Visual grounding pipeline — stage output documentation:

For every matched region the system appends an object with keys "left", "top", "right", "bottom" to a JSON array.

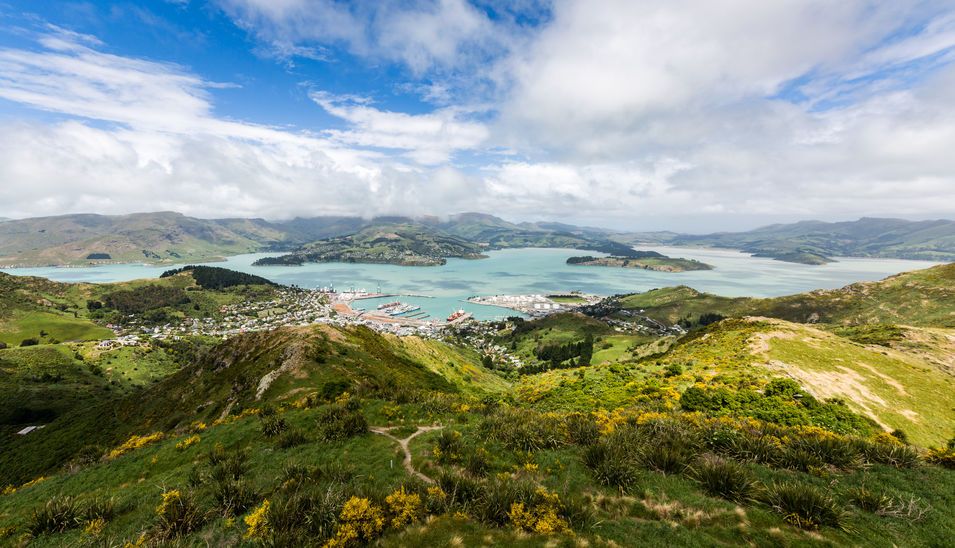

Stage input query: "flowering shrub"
[
  {"left": 84, "top": 517, "right": 106, "bottom": 537},
  {"left": 385, "top": 487, "right": 422, "bottom": 528},
  {"left": 154, "top": 489, "right": 204, "bottom": 540},
  {"left": 325, "top": 497, "right": 385, "bottom": 547},
  {"left": 508, "top": 488, "right": 569, "bottom": 534},
  {"left": 107, "top": 432, "right": 164, "bottom": 459},
  {"left": 243, "top": 499, "right": 271, "bottom": 540},
  {"left": 176, "top": 435, "right": 201, "bottom": 451}
]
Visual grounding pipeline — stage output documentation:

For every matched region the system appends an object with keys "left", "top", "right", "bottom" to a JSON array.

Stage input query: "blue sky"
[{"left": 0, "top": 1, "right": 954, "bottom": 231}]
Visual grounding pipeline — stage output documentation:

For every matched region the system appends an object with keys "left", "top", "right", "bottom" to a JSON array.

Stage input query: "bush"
[
  {"left": 860, "top": 440, "right": 920, "bottom": 469},
  {"left": 153, "top": 489, "right": 205, "bottom": 540},
  {"left": 315, "top": 404, "right": 368, "bottom": 442},
  {"left": 20, "top": 338, "right": 39, "bottom": 347},
  {"left": 763, "top": 482, "right": 845, "bottom": 530},
  {"left": 261, "top": 416, "right": 288, "bottom": 438},
  {"left": 436, "top": 471, "right": 484, "bottom": 509},
  {"left": 691, "top": 456, "right": 757, "bottom": 502},
  {"left": 276, "top": 429, "right": 309, "bottom": 449},
  {"left": 464, "top": 447, "right": 492, "bottom": 477},
  {"left": 433, "top": 430, "right": 465, "bottom": 465},
  {"left": 212, "top": 479, "right": 259, "bottom": 516},
  {"left": 845, "top": 486, "right": 893, "bottom": 514},
  {"left": 29, "top": 496, "right": 80, "bottom": 536},
  {"left": 565, "top": 413, "right": 600, "bottom": 446},
  {"left": 266, "top": 484, "right": 347, "bottom": 545},
  {"left": 583, "top": 440, "right": 641, "bottom": 490},
  {"left": 481, "top": 407, "right": 564, "bottom": 451}
]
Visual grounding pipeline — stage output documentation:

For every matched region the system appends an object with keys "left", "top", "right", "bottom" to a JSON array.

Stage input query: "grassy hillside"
[
  {"left": 0, "top": 212, "right": 286, "bottom": 267},
  {"left": 614, "top": 262, "right": 955, "bottom": 327},
  {"left": 1, "top": 263, "right": 954, "bottom": 546}
]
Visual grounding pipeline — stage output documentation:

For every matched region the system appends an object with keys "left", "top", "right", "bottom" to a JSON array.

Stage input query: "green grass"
[
  {"left": 763, "top": 321, "right": 955, "bottom": 447},
  {"left": 0, "top": 310, "right": 112, "bottom": 346},
  {"left": 2, "top": 398, "right": 952, "bottom": 547},
  {"left": 618, "top": 263, "right": 955, "bottom": 327}
]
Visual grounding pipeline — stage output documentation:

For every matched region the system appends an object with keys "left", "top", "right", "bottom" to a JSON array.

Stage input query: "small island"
[{"left": 566, "top": 251, "right": 713, "bottom": 272}]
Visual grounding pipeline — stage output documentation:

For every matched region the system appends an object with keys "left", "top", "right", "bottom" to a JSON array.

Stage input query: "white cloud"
[
  {"left": 310, "top": 91, "right": 489, "bottom": 164},
  {"left": 4, "top": 3, "right": 955, "bottom": 230},
  {"left": 216, "top": 0, "right": 506, "bottom": 75}
]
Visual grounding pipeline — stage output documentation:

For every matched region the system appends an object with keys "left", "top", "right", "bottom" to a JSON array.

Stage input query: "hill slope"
[{"left": 612, "top": 262, "right": 955, "bottom": 327}]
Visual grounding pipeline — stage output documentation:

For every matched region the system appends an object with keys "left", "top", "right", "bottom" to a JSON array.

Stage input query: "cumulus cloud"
[
  {"left": 0, "top": 29, "right": 483, "bottom": 219},
  {"left": 310, "top": 91, "right": 489, "bottom": 164},
  {"left": 3, "top": 2, "right": 955, "bottom": 229},
  {"left": 215, "top": 0, "right": 508, "bottom": 74}
]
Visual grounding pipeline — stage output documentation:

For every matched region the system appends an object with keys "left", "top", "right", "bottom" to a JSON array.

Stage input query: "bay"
[{"left": 4, "top": 247, "right": 940, "bottom": 321}]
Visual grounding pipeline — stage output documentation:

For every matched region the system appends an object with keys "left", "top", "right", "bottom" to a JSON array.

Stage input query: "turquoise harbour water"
[{"left": 4, "top": 247, "right": 941, "bottom": 321}]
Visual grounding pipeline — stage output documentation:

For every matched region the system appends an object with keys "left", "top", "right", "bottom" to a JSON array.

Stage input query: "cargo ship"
[{"left": 446, "top": 309, "right": 472, "bottom": 323}]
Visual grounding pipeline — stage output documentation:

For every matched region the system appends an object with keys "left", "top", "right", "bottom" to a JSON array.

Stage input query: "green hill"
[
  {"left": 613, "top": 262, "right": 955, "bottom": 327},
  {"left": 1, "top": 264, "right": 955, "bottom": 546}
]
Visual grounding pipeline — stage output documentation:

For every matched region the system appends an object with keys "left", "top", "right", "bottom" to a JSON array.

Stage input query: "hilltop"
[{"left": 605, "top": 262, "right": 955, "bottom": 327}]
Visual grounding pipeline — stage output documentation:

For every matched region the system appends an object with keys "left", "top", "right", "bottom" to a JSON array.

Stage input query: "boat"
[
  {"left": 377, "top": 301, "right": 400, "bottom": 310},
  {"left": 446, "top": 309, "right": 471, "bottom": 322}
]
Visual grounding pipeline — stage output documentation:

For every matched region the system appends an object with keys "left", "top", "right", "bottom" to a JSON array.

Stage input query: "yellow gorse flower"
[{"left": 244, "top": 499, "right": 271, "bottom": 540}]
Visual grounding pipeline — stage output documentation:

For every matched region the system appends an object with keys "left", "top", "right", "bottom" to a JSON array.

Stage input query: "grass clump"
[
  {"left": 28, "top": 496, "right": 80, "bottom": 536},
  {"left": 763, "top": 482, "right": 846, "bottom": 530},
  {"left": 315, "top": 403, "right": 369, "bottom": 442},
  {"left": 690, "top": 456, "right": 757, "bottom": 502},
  {"left": 153, "top": 489, "right": 205, "bottom": 541}
]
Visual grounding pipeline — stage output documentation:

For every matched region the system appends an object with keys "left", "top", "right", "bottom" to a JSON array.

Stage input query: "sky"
[{"left": 0, "top": 1, "right": 954, "bottom": 231}]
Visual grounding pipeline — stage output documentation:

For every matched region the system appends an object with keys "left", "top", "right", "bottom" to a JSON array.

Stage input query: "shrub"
[
  {"left": 860, "top": 440, "right": 920, "bottom": 469},
  {"left": 261, "top": 416, "right": 288, "bottom": 438},
  {"left": 787, "top": 434, "right": 862, "bottom": 470},
  {"left": 276, "top": 429, "right": 308, "bottom": 449},
  {"left": 325, "top": 497, "right": 385, "bottom": 547},
  {"left": 267, "top": 484, "right": 347, "bottom": 545},
  {"left": 508, "top": 487, "right": 570, "bottom": 534},
  {"left": 433, "top": 430, "right": 465, "bottom": 465},
  {"left": 583, "top": 441, "right": 641, "bottom": 490},
  {"left": 845, "top": 486, "right": 893, "bottom": 514},
  {"left": 107, "top": 432, "right": 164, "bottom": 459},
  {"left": 29, "top": 496, "right": 80, "bottom": 536},
  {"left": 926, "top": 447, "right": 955, "bottom": 469},
  {"left": 691, "top": 456, "right": 757, "bottom": 502},
  {"left": 315, "top": 404, "right": 368, "bottom": 442},
  {"left": 565, "top": 413, "right": 600, "bottom": 446},
  {"left": 385, "top": 487, "right": 422, "bottom": 528},
  {"left": 213, "top": 479, "right": 259, "bottom": 516},
  {"left": 464, "top": 447, "right": 492, "bottom": 477},
  {"left": 81, "top": 496, "right": 116, "bottom": 523},
  {"left": 154, "top": 489, "right": 204, "bottom": 540},
  {"left": 176, "top": 435, "right": 201, "bottom": 451},
  {"left": 473, "top": 477, "right": 538, "bottom": 525},
  {"left": 481, "top": 407, "right": 565, "bottom": 451},
  {"left": 243, "top": 499, "right": 271, "bottom": 540},
  {"left": 436, "top": 471, "right": 484, "bottom": 509},
  {"left": 763, "top": 482, "right": 845, "bottom": 530},
  {"left": 209, "top": 448, "right": 249, "bottom": 483}
]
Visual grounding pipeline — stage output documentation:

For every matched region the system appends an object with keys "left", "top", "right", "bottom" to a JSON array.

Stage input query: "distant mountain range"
[
  {"left": 1, "top": 212, "right": 954, "bottom": 267},
  {"left": 616, "top": 217, "right": 955, "bottom": 264}
]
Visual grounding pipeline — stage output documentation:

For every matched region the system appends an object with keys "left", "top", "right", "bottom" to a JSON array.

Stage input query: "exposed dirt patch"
[{"left": 764, "top": 360, "right": 892, "bottom": 430}]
